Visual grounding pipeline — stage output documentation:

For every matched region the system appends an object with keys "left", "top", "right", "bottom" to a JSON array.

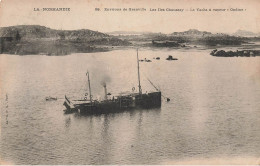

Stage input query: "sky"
[{"left": 0, "top": 0, "right": 259, "bottom": 34}]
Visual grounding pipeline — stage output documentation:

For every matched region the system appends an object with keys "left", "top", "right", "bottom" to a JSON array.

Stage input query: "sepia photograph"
[{"left": 0, "top": 0, "right": 260, "bottom": 165}]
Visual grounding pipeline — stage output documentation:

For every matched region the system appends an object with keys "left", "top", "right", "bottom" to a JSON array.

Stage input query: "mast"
[
  {"left": 137, "top": 49, "right": 142, "bottom": 95},
  {"left": 103, "top": 83, "right": 108, "bottom": 100},
  {"left": 86, "top": 71, "right": 92, "bottom": 103}
]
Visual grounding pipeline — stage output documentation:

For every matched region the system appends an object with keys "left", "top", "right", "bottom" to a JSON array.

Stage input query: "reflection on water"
[
  {"left": 65, "top": 117, "right": 71, "bottom": 128},
  {"left": 5, "top": 94, "right": 9, "bottom": 125},
  {"left": 0, "top": 49, "right": 260, "bottom": 164}
]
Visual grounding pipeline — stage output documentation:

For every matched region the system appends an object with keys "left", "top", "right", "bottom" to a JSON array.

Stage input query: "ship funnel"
[{"left": 104, "top": 83, "right": 108, "bottom": 100}]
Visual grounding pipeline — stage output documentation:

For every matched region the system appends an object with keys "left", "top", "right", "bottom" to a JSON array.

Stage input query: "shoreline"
[{"left": 1, "top": 40, "right": 260, "bottom": 56}]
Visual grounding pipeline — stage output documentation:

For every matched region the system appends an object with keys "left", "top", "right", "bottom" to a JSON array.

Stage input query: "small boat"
[
  {"left": 144, "top": 58, "right": 152, "bottom": 62},
  {"left": 156, "top": 57, "right": 160, "bottom": 60},
  {"left": 166, "top": 55, "right": 178, "bottom": 61},
  {"left": 45, "top": 96, "right": 57, "bottom": 101}
]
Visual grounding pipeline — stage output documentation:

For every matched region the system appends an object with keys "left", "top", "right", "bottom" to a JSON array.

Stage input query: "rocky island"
[
  {"left": 210, "top": 49, "right": 260, "bottom": 57},
  {"left": 0, "top": 25, "right": 130, "bottom": 55},
  {"left": 109, "top": 29, "right": 252, "bottom": 48},
  {"left": 1, "top": 26, "right": 259, "bottom": 55}
]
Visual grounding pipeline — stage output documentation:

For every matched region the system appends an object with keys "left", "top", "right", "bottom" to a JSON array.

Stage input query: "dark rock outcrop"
[{"left": 211, "top": 49, "right": 260, "bottom": 57}]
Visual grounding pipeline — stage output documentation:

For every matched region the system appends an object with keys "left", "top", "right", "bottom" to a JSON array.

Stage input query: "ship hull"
[{"left": 64, "top": 92, "right": 161, "bottom": 115}]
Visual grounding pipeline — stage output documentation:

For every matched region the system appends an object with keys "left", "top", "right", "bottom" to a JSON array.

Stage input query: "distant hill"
[
  {"left": 171, "top": 29, "right": 212, "bottom": 36},
  {"left": 148, "top": 29, "right": 245, "bottom": 46},
  {"left": 0, "top": 25, "right": 110, "bottom": 40},
  {"left": 108, "top": 29, "right": 212, "bottom": 37},
  {"left": 0, "top": 25, "right": 131, "bottom": 55},
  {"left": 110, "top": 29, "right": 247, "bottom": 47},
  {"left": 232, "top": 30, "right": 260, "bottom": 37},
  {"left": 107, "top": 31, "right": 151, "bottom": 36}
]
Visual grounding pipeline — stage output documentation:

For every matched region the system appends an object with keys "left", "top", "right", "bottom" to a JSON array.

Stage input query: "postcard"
[{"left": 0, "top": 0, "right": 259, "bottom": 165}]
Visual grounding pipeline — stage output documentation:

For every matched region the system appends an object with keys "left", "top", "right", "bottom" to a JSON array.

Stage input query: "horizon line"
[{"left": 0, "top": 24, "right": 259, "bottom": 35}]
